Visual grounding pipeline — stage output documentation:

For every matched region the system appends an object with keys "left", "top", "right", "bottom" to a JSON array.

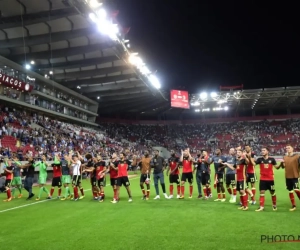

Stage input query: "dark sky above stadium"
[{"left": 109, "top": 0, "right": 299, "bottom": 93}]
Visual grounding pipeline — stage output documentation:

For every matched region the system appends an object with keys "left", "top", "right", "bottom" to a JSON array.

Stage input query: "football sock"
[
  {"left": 222, "top": 193, "right": 226, "bottom": 199},
  {"left": 80, "top": 188, "right": 84, "bottom": 196},
  {"left": 50, "top": 188, "right": 54, "bottom": 196},
  {"left": 12, "top": 187, "right": 16, "bottom": 196},
  {"left": 259, "top": 194, "right": 265, "bottom": 207},
  {"left": 43, "top": 186, "right": 49, "bottom": 195},
  {"left": 181, "top": 186, "right": 185, "bottom": 196},
  {"left": 7, "top": 189, "right": 11, "bottom": 199},
  {"left": 289, "top": 192, "right": 296, "bottom": 207},
  {"left": 271, "top": 193, "right": 276, "bottom": 206},
  {"left": 170, "top": 185, "right": 174, "bottom": 195},
  {"left": 65, "top": 187, "right": 70, "bottom": 198},
  {"left": 177, "top": 185, "right": 180, "bottom": 195},
  {"left": 146, "top": 190, "right": 150, "bottom": 198},
  {"left": 58, "top": 188, "right": 61, "bottom": 197},
  {"left": 233, "top": 188, "right": 237, "bottom": 196},
  {"left": 189, "top": 186, "right": 193, "bottom": 196},
  {"left": 294, "top": 189, "right": 300, "bottom": 200},
  {"left": 38, "top": 187, "right": 44, "bottom": 198}
]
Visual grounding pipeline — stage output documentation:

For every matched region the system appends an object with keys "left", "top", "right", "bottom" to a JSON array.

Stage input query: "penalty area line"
[{"left": 0, "top": 176, "right": 139, "bottom": 214}]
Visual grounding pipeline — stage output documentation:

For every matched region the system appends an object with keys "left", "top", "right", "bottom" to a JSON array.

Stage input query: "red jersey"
[
  {"left": 115, "top": 160, "right": 131, "bottom": 177},
  {"left": 52, "top": 163, "right": 62, "bottom": 177},
  {"left": 95, "top": 161, "right": 106, "bottom": 180},
  {"left": 182, "top": 157, "right": 193, "bottom": 173},
  {"left": 5, "top": 166, "right": 14, "bottom": 180},
  {"left": 255, "top": 157, "right": 277, "bottom": 181},
  {"left": 168, "top": 156, "right": 179, "bottom": 175},
  {"left": 110, "top": 165, "right": 118, "bottom": 178},
  {"left": 235, "top": 158, "right": 247, "bottom": 181},
  {"left": 246, "top": 153, "right": 255, "bottom": 174}
]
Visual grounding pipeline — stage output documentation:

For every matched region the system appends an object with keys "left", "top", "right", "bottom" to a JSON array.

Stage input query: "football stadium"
[{"left": 1, "top": 1, "right": 300, "bottom": 250}]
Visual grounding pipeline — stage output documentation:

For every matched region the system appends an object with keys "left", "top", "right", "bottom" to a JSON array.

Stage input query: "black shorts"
[
  {"left": 117, "top": 176, "right": 130, "bottom": 187},
  {"left": 72, "top": 175, "right": 81, "bottom": 186},
  {"left": 286, "top": 178, "right": 299, "bottom": 191},
  {"left": 140, "top": 174, "right": 148, "bottom": 183},
  {"left": 247, "top": 173, "right": 256, "bottom": 184},
  {"left": 181, "top": 172, "right": 193, "bottom": 183},
  {"left": 5, "top": 179, "right": 12, "bottom": 188},
  {"left": 52, "top": 177, "right": 62, "bottom": 187},
  {"left": 201, "top": 173, "right": 210, "bottom": 185},
  {"left": 259, "top": 180, "right": 275, "bottom": 191},
  {"left": 225, "top": 174, "right": 236, "bottom": 186},
  {"left": 97, "top": 178, "right": 105, "bottom": 187},
  {"left": 169, "top": 174, "right": 180, "bottom": 185},
  {"left": 90, "top": 177, "right": 97, "bottom": 186},
  {"left": 110, "top": 177, "right": 117, "bottom": 187},
  {"left": 236, "top": 180, "right": 246, "bottom": 192},
  {"left": 216, "top": 173, "right": 224, "bottom": 186}
]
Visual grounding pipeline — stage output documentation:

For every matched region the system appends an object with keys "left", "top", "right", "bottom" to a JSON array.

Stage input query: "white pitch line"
[{"left": 0, "top": 176, "right": 139, "bottom": 214}]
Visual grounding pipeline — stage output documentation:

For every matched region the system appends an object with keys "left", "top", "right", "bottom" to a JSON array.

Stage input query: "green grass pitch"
[{"left": 1, "top": 168, "right": 300, "bottom": 250}]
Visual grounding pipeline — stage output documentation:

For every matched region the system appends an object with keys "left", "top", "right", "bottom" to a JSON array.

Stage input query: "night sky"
[{"left": 108, "top": 0, "right": 299, "bottom": 93}]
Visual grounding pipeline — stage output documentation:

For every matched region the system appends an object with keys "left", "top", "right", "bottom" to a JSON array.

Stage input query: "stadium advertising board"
[
  {"left": 0, "top": 73, "right": 33, "bottom": 92},
  {"left": 170, "top": 89, "right": 190, "bottom": 109}
]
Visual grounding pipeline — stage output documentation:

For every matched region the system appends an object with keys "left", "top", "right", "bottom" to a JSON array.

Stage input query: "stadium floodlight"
[
  {"left": 25, "top": 64, "right": 31, "bottom": 70},
  {"left": 97, "top": 8, "right": 107, "bottom": 20},
  {"left": 217, "top": 100, "right": 227, "bottom": 104},
  {"left": 89, "top": 13, "right": 97, "bottom": 23},
  {"left": 210, "top": 92, "right": 217, "bottom": 98},
  {"left": 200, "top": 92, "right": 207, "bottom": 100},
  {"left": 89, "top": 0, "right": 102, "bottom": 8},
  {"left": 97, "top": 96, "right": 100, "bottom": 99},
  {"left": 77, "top": 86, "right": 81, "bottom": 89},
  {"left": 195, "top": 109, "right": 200, "bottom": 112},
  {"left": 44, "top": 74, "right": 48, "bottom": 78},
  {"left": 30, "top": 60, "right": 35, "bottom": 65},
  {"left": 49, "top": 71, "right": 53, "bottom": 75},
  {"left": 191, "top": 101, "right": 200, "bottom": 106},
  {"left": 128, "top": 54, "right": 143, "bottom": 66},
  {"left": 224, "top": 106, "right": 229, "bottom": 111},
  {"left": 139, "top": 65, "right": 151, "bottom": 75},
  {"left": 148, "top": 74, "right": 161, "bottom": 89}
]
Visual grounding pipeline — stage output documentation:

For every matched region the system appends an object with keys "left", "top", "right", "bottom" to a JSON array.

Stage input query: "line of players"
[{"left": 1, "top": 144, "right": 300, "bottom": 211}]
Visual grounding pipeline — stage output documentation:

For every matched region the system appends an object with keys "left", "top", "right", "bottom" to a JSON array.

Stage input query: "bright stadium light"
[
  {"left": 128, "top": 54, "right": 143, "bottom": 66},
  {"left": 200, "top": 92, "right": 207, "bottom": 100},
  {"left": 49, "top": 71, "right": 53, "bottom": 75},
  {"left": 25, "top": 64, "right": 31, "bottom": 70},
  {"left": 148, "top": 74, "right": 161, "bottom": 89},
  {"left": 139, "top": 65, "right": 151, "bottom": 75},
  {"left": 89, "top": 0, "right": 102, "bottom": 8},
  {"left": 97, "top": 96, "right": 100, "bottom": 99},
  {"left": 195, "top": 109, "right": 200, "bottom": 112},
  {"left": 224, "top": 106, "right": 229, "bottom": 111},
  {"left": 30, "top": 60, "right": 35, "bottom": 65},
  {"left": 89, "top": 13, "right": 97, "bottom": 22},
  {"left": 191, "top": 101, "right": 200, "bottom": 106},
  {"left": 217, "top": 100, "right": 227, "bottom": 104},
  {"left": 210, "top": 92, "right": 217, "bottom": 98},
  {"left": 97, "top": 8, "right": 107, "bottom": 20}
]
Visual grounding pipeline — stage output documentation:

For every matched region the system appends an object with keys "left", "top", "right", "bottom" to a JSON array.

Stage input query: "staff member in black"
[
  {"left": 19, "top": 156, "right": 36, "bottom": 200},
  {"left": 150, "top": 150, "right": 169, "bottom": 200}
]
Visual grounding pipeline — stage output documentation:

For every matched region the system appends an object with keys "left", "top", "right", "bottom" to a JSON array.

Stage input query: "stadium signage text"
[
  {"left": 261, "top": 234, "right": 300, "bottom": 243},
  {"left": 0, "top": 73, "right": 33, "bottom": 92}
]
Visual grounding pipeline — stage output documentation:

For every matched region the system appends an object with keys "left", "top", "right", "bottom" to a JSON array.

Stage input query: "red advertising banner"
[
  {"left": 0, "top": 73, "right": 33, "bottom": 92},
  {"left": 170, "top": 89, "right": 190, "bottom": 109}
]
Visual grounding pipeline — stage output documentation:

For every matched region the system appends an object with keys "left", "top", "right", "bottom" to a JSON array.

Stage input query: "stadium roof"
[
  {"left": 1, "top": 1, "right": 300, "bottom": 120},
  {"left": 0, "top": 0, "right": 167, "bottom": 116}
]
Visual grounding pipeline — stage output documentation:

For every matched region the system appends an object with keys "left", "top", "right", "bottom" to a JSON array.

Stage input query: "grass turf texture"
[{"left": 1, "top": 168, "right": 300, "bottom": 250}]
